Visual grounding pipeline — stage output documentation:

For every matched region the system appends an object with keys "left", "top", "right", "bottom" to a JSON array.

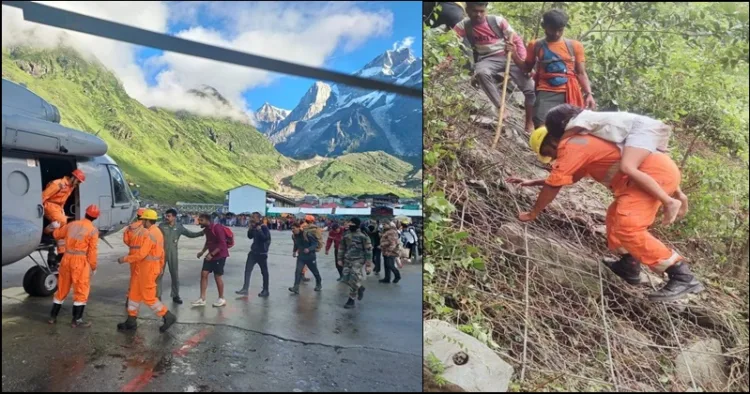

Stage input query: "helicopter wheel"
[{"left": 22, "top": 266, "right": 58, "bottom": 297}]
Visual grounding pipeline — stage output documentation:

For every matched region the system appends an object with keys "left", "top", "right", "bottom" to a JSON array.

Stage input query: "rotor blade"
[
  {"left": 100, "top": 237, "right": 114, "bottom": 250},
  {"left": 2, "top": 1, "right": 421, "bottom": 98}
]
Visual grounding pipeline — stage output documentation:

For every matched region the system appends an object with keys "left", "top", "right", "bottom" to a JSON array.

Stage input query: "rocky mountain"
[
  {"left": 265, "top": 47, "right": 423, "bottom": 160},
  {"left": 254, "top": 102, "right": 290, "bottom": 134},
  {"left": 2, "top": 46, "right": 420, "bottom": 203}
]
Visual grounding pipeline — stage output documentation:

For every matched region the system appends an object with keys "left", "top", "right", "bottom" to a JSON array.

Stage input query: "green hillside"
[
  {"left": 290, "top": 151, "right": 418, "bottom": 197},
  {"left": 2, "top": 46, "right": 420, "bottom": 203}
]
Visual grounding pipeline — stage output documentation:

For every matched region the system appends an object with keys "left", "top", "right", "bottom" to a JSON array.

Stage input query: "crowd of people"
[
  {"left": 425, "top": 2, "right": 704, "bottom": 302},
  {"left": 42, "top": 197, "right": 422, "bottom": 330}
]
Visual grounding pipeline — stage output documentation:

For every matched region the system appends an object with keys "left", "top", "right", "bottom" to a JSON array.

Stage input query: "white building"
[{"left": 225, "top": 184, "right": 267, "bottom": 214}]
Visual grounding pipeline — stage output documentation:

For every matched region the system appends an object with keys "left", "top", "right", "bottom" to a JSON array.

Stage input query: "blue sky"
[{"left": 134, "top": 1, "right": 422, "bottom": 112}]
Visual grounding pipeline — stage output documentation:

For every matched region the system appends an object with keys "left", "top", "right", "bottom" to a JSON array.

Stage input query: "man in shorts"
[{"left": 192, "top": 213, "right": 229, "bottom": 307}]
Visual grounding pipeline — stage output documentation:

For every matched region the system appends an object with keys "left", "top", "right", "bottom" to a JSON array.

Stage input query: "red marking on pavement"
[
  {"left": 172, "top": 328, "right": 211, "bottom": 357},
  {"left": 121, "top": 328, "right": 212, "bottom": 392}
]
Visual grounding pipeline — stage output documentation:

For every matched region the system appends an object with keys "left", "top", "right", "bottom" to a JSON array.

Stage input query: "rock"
[
  {"left": 15, "top": 60, "right": 48, "bottom": 77},
  {"left": 674, "top": 338, "right": 727, "bottom": 391},
  {"left": 424, "top": 320, "right": 514, "bottom": 392}
]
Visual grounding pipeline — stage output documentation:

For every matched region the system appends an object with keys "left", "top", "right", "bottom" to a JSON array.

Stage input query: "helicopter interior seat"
[{"left": 38, "top": 156, "right": 79, "bottom": 247}]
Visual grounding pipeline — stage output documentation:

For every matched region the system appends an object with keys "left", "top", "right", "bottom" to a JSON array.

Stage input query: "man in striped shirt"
[{"left": 454, "top": 2, "right": 535, "bottom": 134}]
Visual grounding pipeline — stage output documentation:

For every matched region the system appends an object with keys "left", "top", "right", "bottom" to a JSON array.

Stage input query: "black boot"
[
  {"left": 48, "top": 303, "right": 62, "bottom": 324},
  {"left": 314, "top": 281, "right": 322, "bottom": 292},
  {"left": 258, "top": 290, "right": 269, "bottom": 298},
  {"left": 235, "top": 288, "right": 249, "bottom": 295},
  {"left": 288, "top": 286, "right": 299, "bottom": 294},
  {"left": 117, "top": 316, "right": 137, "bottom": 331},
  {"left": 159, "top": 311, "right": 177, "bottom": 333},
  {"left": 173, "top": 297, "right": 183, "bottom": 305},
  {"left": 648, "top": 262, "right": 704, "bottom": 302},
  {"left": 71, "top": 305, "right": 91, "bottom": 328},
  {"left": 379, "top": 279, "right": 391, "bottom": 284},
  {"left": 603, "top": 254, "right": 641, "bottom": 285},
  {"left": 344, "top": 298, "right": 356, "bottom": 309},
  {"left": 357, "top": 286, "right": 366, "bottom": 301}
]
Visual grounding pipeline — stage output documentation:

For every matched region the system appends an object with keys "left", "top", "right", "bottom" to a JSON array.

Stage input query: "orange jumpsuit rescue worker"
[
  {"left": 509, "top": 109, "right": 703, "bottom": 302},
  {"left": 117, "top": 209, "right": 176, "bottom": 333},
  {"left": 47, "top": 204, "right": 100, "bottom": 327},
  {"left": 43, "top": 169, "right": 86, "bottom": 262},
  {"left": 122, "top": 208, "right": 146, "bottom": 310}
]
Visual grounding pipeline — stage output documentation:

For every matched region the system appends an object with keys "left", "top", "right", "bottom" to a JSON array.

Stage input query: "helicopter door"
[
  {"left": 107, "top": 165, "right": 135, "bottom": 227},
  {"left": 1, "top": 154, "right": 43, "bottom": 266}
]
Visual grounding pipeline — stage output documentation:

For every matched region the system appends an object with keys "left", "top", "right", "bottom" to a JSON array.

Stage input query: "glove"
[
  {"left": 91, "top": 269, "right": 97, "bottom": 277},
  {"left": 47, "top": 221, "right": 61, "bottom": 231}
]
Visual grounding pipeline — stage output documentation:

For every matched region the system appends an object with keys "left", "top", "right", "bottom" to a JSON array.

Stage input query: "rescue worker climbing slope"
[
  {"left": 43, "top": 169, "right": 86, "bottom": 261},
  {"left": 48, "top": 204, "right": 100, "bottom": 327},
  {"left": 509, "top": 122, "right": 704, "bottom": 302},
  {"left": 117, "top": 209, "right": 176, "bottom": 333},
  {"left": 338, "top": 218, "right": 373, "bottom": 309}
]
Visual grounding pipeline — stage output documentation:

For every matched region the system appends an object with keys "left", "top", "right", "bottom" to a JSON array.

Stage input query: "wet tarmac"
[{"left": 2, "top": 226, "right": 423, "bottom": 392}]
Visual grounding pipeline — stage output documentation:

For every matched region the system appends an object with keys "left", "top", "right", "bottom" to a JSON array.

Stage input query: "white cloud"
[
  {"left": 1, "top": 1, "right": 394, "bottom": 121},
  {"left": 393, "top": 36, "right": 415, "bottom": 51}
]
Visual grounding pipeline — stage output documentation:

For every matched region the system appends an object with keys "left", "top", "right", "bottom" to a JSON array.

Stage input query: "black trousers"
[
  {"left": 294, "top": 259, "right": 321, "bottom": 287},
  {"left": 384, "top": 256, "right": 401, "bottom": 282},
  {"left": 242, "top": 252, "right": 269, "bottom": 291},
  {"left": 373, "top": 248, "right": 382, "bottom": 273}
]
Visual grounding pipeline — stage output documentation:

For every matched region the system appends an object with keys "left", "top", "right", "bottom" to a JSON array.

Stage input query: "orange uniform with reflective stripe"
[
  {"left": 546, "top": 135, "right": 681, "bottom": 272},
  {"left": 42, "top": 177, "right": 74, "bottom": 227},
  {"left": 123, "top": 220, "right": 144, "bottom": 301},
  {"left": 43, "top": 177, "right": 77, "bottom": 251},
  {"left": 51, "top": 219, "right": 99, "bottom": 305},
  {"left": 123, "top": 224, "right": 167, "bottom": 318}
]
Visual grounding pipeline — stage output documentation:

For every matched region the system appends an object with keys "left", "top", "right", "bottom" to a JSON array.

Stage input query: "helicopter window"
[{"left": 107, "top": 165, "right": 130, "bottom": 204}]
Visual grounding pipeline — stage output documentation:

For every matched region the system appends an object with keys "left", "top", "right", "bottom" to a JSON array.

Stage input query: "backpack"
[
  {"left": 303, "top": 226, "right": 324, "bottom": 252},
  {"left": 220, "top": 225, "right": 235, "bottom": 249},
  {"left": 532, "top": 38, "right": 576, "bottom": 87},
  {"left": 462, "top": 15, "right": 506, "bottom": 63}
]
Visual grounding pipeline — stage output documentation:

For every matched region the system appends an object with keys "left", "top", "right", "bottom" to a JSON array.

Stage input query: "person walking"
[
  {"left": 116, "top": 209, "right": 177, "bottom": 332},
  {"left": 157, "top": 208, "right": 204, "bottom": 304},
  {"left": 289, "top": 222, "right": 322, "bottom": 294},
  {"left": 453, "top": 2, "right": 536, "bottom": 133},
  {"left": 192, "top": 213, "right": 230, "bottom": 308},
  {"left": 43, "top": 169, "right": 86, "bottom": 263},
  {"left": 325, "top": 222, "right": 345, "bottom": 281},
  {"left": 368, "top": 224, "right": 382, "bottom": 275},
  {"left": 400, "top": 220, "right": 419, "bottom": 259},
  {"left": 338, "top": 218, "right": 373, "bottom": 309},
  {"left": 522, "top": 9, "right": 596, "bottom": 128},
  {"left": 47, "top": 204, "right": 100, "bottom": 327},
  {"left": 236, "top": 212, "right": 271, "bottom": 297},
  {"left": 379, "top": 221, "right": 402, "bottom": 284}
]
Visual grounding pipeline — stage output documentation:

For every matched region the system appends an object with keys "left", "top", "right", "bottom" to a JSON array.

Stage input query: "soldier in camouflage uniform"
[{"left": 337, "top": 218, "right": 373, "bottom": 309}]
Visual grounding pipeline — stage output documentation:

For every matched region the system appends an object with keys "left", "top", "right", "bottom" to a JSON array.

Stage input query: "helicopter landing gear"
[{"left": 24, "top": 249, "right": 59, "bottom": 297}]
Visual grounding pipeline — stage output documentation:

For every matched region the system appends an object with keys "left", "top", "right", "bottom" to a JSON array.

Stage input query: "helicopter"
[{"left": 2, "top": 78, "right": 139, "bottom": 297}]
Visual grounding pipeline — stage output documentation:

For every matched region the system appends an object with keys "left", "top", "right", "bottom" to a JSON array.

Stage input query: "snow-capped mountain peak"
[
  {"left": 356, "top": 47, "right": 417, "bottom": 78},
  {"left": 256, "top": 102, "right": 290, "bottom": 122},
  {"left": 261, "top": 42, "right": 422, "bottom": 159}
]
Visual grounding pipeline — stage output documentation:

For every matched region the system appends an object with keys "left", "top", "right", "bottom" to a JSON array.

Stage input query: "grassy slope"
[
  {"left": 289, "top": 151, "right": 418, "bottom": 197},
  {"left": 2, "top": 47, "right": 420, "bottom": 203}
]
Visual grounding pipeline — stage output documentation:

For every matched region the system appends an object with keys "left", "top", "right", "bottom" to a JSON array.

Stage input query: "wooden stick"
[{"left": 491, "top": 33, "right": 514, "bottom": 150}]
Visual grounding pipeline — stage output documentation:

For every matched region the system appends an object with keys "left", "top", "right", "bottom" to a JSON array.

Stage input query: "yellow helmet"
[
  {"left": 141, "top": 209, "right": 158, "bottom": 221},
  {"left": 529, "top": 126, "right": 553, "bottom": 164}
]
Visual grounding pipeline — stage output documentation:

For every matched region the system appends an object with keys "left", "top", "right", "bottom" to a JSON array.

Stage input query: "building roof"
[
  {"left": 358, "top": 193, "right": 400, "bottom": 199},
  {"left": 352, "top": 202, "right": 369, "bottom": 208},
  {"left": 319, "top": 202, "right": 339, "bottom": 208},
  {"left": 224, "top": 184, "right": 296, "bottom": 206},
  {"left": 299, "top": 203, "right": 316, "bottom": 208},
  {"left": 334, "top": 208, "right": 371, "bottom": 216}
]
